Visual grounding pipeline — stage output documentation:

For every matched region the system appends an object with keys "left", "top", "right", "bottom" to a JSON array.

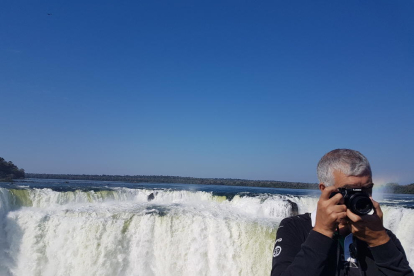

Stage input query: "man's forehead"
[
  {"left": 341, "top": 182, "right": 374, "bottom": 189},
  {"left": 333, "top": 170, "right": 372, "bottom": 186}
]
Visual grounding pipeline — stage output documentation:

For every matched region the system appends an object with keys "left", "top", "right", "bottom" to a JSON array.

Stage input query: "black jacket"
[{"left": 271, "top": 213, "right": 413, "bottom": 276}]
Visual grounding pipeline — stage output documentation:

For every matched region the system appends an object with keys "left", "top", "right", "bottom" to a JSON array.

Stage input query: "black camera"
[{"left": 330, "top": 188, "right": 373, "bottom": 216}]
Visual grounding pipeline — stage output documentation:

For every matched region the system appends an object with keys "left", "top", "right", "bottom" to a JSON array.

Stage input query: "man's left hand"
[{"left": 346, "top": 197, "right": 390, "bottom": 247}]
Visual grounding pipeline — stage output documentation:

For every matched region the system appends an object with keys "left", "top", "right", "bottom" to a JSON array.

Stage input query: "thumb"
[{"left": 371, "top": 197, "right": 383, "bottom": 221}]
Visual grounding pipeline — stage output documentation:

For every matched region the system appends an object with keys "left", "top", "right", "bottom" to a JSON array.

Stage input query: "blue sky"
[{"left": 1, "top": 0, "right": 413, "bottom": 184}]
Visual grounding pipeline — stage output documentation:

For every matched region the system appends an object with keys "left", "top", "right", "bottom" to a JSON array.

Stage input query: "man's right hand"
[{"left": 313, "top": 186, "right": 348, "bottom": 238}]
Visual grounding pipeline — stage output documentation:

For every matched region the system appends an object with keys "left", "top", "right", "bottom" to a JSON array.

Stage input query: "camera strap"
[
  {"left": 334, "top": 230, "right": 361, "bottom": 276},
  {"left": 344, "top": 234, "right": 358, "bottom": 266}
]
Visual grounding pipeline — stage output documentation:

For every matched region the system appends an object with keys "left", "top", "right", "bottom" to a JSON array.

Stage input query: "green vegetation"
[
  {"left": 383, "top": 182, "right": 414, "bottom": 194},
  {"left": 26, "top": 173, "right": 319, "bottom": 189},
  {"left": 0, "top": 157, "right": 25, "bottom": 181},
  {"left": 20, "top": 173, "right": 414, "bottom": 194}
]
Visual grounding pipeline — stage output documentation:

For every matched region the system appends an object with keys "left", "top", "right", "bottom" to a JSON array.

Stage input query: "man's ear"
[{"left": 319, "top": 183, "right": 326, "bottom": 192}]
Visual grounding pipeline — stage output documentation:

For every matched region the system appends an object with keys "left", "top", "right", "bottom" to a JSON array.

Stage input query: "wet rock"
[
  {"left": 286, "top": 199, "right": 298, "bottom": 216},
  {"left": 147, "top": 193, "right": 155, "bottom": 201}
]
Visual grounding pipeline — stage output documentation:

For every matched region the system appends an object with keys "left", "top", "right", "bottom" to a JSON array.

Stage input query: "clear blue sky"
[{"left": 1, "top": 0, "right": 413, "bottom": 184}]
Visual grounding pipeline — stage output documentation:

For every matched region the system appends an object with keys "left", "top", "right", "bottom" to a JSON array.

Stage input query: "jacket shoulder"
[
  {"left": 278, "top": 213, "right": 313, "bottom": 234},
  {"left": 280, "top": 213, "right": 311, "bottom": 225}
]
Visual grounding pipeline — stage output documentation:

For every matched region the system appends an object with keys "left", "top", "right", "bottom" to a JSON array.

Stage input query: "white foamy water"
[{"left": 0, "top": 187, "right": 412, "bottom": 276}]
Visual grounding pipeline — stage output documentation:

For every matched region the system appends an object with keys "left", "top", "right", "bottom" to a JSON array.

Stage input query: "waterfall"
[{"left": 0, "top": 187, "right": 411, "bottom": 276}]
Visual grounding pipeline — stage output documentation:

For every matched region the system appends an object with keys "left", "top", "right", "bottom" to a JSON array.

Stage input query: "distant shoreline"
[
  {"left": 13, "top": 173, "right": 414, "bottom": 194},
  {"left": 25, "top": 173, "right": 319, "bottom": 190}
]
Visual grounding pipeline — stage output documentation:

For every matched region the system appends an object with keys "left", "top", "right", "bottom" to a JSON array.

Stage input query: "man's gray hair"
[{"left": 317, "top": 149, "right": 372, "bottom": 186}]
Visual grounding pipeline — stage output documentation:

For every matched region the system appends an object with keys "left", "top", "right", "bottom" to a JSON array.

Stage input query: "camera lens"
[{"left": 349, "top": 194, "right": 373, "bottom": 215}]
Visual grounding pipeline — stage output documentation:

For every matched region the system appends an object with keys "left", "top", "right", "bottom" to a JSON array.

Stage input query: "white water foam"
[
  {"left": 382, "top": 206, "right": 414, "bottom": 262},
  {"left": 0, "top": 188, "right": 412, "bottom": 276}
]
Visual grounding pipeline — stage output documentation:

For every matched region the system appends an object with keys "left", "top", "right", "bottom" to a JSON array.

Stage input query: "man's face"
[{"left": 332, "top": 170, "right": 374, "bottom": 196}]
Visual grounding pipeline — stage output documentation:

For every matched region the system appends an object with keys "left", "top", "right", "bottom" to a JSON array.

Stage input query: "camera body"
[{"left": 330, "top": 188, "right": 373, "bottom": 216}]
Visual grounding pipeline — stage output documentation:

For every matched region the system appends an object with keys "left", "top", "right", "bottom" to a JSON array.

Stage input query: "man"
[{"left": 271, "top": 149, "right": 413, "bottom": 276}]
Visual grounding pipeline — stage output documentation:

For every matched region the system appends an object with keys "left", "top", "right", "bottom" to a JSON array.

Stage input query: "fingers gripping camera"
[{"left": 330, "top": 188, "right": 374, "bottom": 216}]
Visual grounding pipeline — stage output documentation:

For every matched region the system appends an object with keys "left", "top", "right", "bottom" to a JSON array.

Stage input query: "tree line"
[
  {"left": 0, "top": 157, "right": 25, "bottom": 180},
  {"left": 26, "top": 173, "right": 319, "bottom": 189},
  {"left": 25, "top": 173, "right": 414, "bottom": 193},
  {"left": 383, "top": 183, "right": 414, "bottom": 194}
]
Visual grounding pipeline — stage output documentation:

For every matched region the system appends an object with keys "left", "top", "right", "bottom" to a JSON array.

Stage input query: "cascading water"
[{"left": 0, "top": 186, "right": 412, "bottom": 276}]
